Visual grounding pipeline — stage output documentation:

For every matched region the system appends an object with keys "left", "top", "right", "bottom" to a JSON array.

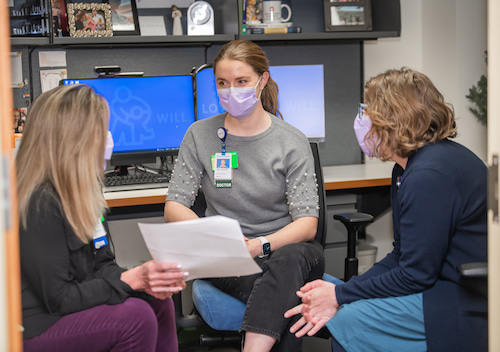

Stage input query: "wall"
[
  {"left": 364, "top": 0, "right": 487, "bottom": 161},
  {"left": 14, "top": 41, "right": 364, "bottom": 167},
  {"left": 363, "top": 0, "right": 488, "bottom": 261}
]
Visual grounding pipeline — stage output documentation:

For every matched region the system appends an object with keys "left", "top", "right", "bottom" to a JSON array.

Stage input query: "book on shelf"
[
  {"left": 246, "top": 22, "right": 294, "bottom": 29},
  {"left": 240, "top": 0, "right": 246, "bottom": 34},
  {"left": 247, "top": 26, "right": 302, "bottom": 34}
]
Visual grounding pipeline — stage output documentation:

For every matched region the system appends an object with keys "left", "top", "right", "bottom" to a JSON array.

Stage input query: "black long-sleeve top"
[{"left": 20, "top": 186, "right": 134, "bottom": 339}]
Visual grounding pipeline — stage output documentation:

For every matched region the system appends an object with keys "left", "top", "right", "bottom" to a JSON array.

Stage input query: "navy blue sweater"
[{"left": 335, "top": 139, "right": 487, "bottom": 351}]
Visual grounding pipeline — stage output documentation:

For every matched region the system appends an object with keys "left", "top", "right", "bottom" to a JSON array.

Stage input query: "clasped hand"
[
  {"left": 284, "top": 279, "right": 339, "bottom": 338},
  {"left": 122, "top": 261, "right": 188, "bottom": 300}
]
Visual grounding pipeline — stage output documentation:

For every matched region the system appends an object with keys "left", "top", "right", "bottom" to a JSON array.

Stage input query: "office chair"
[
  {"left": 458, "top": 262, "right": 488, "bottom": 298},
  {"left": 173, "top": 142, "right": 370, "bottom": 348},
  {"left": 333, "top": 213, "right": 374, "bottom": 281},
  {"left": 172, "top": 142, "right": 341, "bottom": 345}
]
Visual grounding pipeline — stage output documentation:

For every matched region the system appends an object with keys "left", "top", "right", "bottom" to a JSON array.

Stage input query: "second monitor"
[{"left": 195, "top": 64, "right": 325, "bottom": 141}]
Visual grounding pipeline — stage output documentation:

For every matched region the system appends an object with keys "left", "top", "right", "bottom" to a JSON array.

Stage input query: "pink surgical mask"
[
  {"left": 353, "top": 104, "right": 379, "bottom": 157},
  {"left": 104, "top": 131, "right": 114, "bottom": 170},
  {"left": 217, "top": 76, "right": 262, "bottom": 119}
]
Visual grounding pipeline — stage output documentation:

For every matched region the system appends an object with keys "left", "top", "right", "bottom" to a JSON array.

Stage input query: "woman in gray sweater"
[{"left": 164, "top": 40, "right": 325, "bottom": 352}]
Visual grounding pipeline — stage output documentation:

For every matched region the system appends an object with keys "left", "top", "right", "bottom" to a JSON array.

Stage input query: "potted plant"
[{"left": 466, "top": 51, "right": 487, "bottom": 126}]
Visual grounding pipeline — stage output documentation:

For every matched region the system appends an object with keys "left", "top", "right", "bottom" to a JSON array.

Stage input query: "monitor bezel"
[
  {"left": 193, "top": 64, "right": 326, "bottom": 142},
  {"left": 62, "top": 74, "right": 195, "bottom": 167}
]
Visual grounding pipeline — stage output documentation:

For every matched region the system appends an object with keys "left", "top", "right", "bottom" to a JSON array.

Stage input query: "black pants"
[{"left": 211, "top": 240, "right": 325, "bottom": 352}]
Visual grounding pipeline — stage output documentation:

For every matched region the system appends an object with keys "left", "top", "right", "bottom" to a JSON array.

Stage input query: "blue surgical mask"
[
  {"left": 353, "top": 104, "right": 379, "bottom": 157},
  {"left": 217, "top": 76, "right": 262, "bottom": 119},
  {"left": 104, "top": 131, "right": 114, "bottom": 170}
]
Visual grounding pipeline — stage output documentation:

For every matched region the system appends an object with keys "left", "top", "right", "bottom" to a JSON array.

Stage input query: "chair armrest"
[
  {"left": 457, "top": 262, "right": 488, "bottom": 278},
  {"left": 333, "top": 213, "right": 374, "bottom": 225}
]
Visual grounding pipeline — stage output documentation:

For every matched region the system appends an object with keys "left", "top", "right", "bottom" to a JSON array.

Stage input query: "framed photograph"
[
  {"left": 52, "top": 0, "right": 69, "bottom": 36},
  {"left": 108, "top": 0, "right": 140, "bottom": 36},
  {"left": 323, "top": 0, "right": 372, "bottom": 32},
  {"left": 67, "top": 2, "right": 113, "bottom": 37},
  {"left": 245, "top": 0, "right": 263, "bottom": 25},
  {"left": 13, "top": 108, "right": 27, "bottom": 134}
]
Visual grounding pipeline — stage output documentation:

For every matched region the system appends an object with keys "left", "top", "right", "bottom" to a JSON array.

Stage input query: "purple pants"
[{"left": 24, "top": 297, "right": 178, "bottom": 352}]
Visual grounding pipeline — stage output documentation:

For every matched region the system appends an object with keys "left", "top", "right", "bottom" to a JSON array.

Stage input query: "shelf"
[
  {"left": 240, "top": 30, "right": 400, "bottom": 43},
  {"left": 9, "top": 0, "right": 401, "bottom": 47},
  {"left": 10, "top": 14, "right": 43, "bottom": 19},
  {"left": 51, "top": 34, "right": 235, "bottom": 47},
  {"left": 10, "top": 30, "right": 399, "bottom": 48},
  {"left": 10, "top": 36, "right": 49, "bottom": 46}
]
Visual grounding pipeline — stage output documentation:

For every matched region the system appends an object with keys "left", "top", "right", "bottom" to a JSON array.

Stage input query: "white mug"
[{"left": 262, "top": 1, "right": 292, "bottom": 25}]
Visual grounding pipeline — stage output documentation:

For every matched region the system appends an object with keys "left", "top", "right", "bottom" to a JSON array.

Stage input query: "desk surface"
[
  {"left": 323, "top": 162, "right": 393, "bottom": 190},
  {"left": 104, "top": 162, "right": 394, "bottom": 208}
]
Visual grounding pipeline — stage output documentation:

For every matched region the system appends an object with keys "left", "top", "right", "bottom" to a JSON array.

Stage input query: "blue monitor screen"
[
  {"left": 63, "top": 75, "right": 195, "bottom": 164},
  {"left": 195, "top": 65, "right": 325, "bottom": 141}
]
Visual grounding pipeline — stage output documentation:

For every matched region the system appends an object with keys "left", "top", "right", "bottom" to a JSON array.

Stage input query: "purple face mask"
[
  {"left": 217, "top": 76, "right": 262, "bottom": 119},
  {"left": 103, "top": 131, "right": 114, "bottom": 170},
  {"left": 353, "top": 110, "right": 379, "bottom": 158}
]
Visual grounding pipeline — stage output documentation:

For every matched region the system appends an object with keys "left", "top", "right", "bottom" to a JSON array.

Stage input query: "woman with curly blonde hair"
[{"left": 286, "top": 67, "right": 487, "bottom": 352}]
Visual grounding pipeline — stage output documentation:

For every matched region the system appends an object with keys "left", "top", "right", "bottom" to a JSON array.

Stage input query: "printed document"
[{"left": 138, "top": 216, "right": 262, "bottom": 280}]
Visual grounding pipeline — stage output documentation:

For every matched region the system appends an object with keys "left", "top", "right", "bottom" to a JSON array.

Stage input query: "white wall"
[
  {"left": 363, "top": 0, "right": 488, "bottom": 260},
  {"left": 364, "top": 0, "right": 488, "bottom": 162}
]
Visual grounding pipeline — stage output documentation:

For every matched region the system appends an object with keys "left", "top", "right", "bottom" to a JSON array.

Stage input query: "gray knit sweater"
[{"left": 166, "top": 113, "right": 319, "bottom": 237}]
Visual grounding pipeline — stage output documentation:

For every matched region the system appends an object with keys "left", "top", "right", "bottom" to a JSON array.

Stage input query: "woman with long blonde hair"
[{"left": 18, "top": 84, "right": 186, "bottom": 352}]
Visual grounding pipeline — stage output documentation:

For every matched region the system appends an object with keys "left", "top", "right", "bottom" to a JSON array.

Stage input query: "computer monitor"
[
  {"left": 63, "top": 75, "right": 196, "bottom": 166},
  {"left": 194, "top": 64, "right": 326, "bottom": 141}
]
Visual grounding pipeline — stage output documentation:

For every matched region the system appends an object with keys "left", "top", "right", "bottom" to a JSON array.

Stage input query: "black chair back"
[{"left": 310, "top": 141, "right": 327, "bottom": 247}]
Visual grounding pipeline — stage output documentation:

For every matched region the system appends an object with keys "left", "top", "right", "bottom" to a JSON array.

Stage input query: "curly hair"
[{"left": 363, "top": 67, "right": 457, "bottom": 159}]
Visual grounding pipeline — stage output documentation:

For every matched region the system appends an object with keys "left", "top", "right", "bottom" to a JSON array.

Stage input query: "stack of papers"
[{"left": 138, "top": 216, "right": 262, "bottom": 281}]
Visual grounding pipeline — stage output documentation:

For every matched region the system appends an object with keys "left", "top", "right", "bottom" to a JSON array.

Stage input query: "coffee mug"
[{"left": 262, "top": 1, "right": 292, "bottom": 25}]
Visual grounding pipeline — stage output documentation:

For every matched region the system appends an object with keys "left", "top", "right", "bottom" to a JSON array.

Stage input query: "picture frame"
[
  {"left": 13, "top": 108, "right": 27, "bottom": 134},
  {"left": 67, "top": 2, "right": 113, "bottom": 37},
  {"left": 323, "top": 0, "right": 372, "bottom": 32},
  {"left": 108, "top": 0, "right": 140, "bottom": 36},
  {"left": 52, "top": 0, "right": 69, "bottom": 36}
]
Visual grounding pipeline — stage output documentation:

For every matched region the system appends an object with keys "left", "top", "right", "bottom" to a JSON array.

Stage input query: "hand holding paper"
[{"left": 138, "top": 216, "right": 262, "bottom": 281}]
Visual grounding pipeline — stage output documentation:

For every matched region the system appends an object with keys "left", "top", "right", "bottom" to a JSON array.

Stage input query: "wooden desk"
[
  {"left": 323, "top": 162, "right": 393, "bottom": 190},
  {"left": 104, "top": 162, "right": 394, "bottom": 208},
  {"left": 105, "top": 188, "right": 167, "bottom": 208}
]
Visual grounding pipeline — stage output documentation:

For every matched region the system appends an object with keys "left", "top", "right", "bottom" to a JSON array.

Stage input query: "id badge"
[
  {"left": 214, "top": 153, "right": 232, "bottom": 188},
  {"left": 92, "top": 217, "right": 108, "bottom": 249}
]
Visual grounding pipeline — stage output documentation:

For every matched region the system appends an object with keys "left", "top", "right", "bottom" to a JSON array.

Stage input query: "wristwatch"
[{"left": 258, "top": 236, "right": 271, "bottom": 258}]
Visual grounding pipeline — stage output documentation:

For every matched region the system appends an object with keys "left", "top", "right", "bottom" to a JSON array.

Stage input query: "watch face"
[
  {"left": 263, "top": 242, "right": 271, "bottom": 255},
  {"left": 190, "top": 3, "right": 211, "bottom": 25}
]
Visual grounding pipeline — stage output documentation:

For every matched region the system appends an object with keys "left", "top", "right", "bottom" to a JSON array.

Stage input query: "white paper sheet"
[
  {"left": 138, "top": 216, "right": 262, "bottom": 281},
  {"left": 38, "top": 51, "right": 67, "bottom": 68},
  {"left": 139, "top": 16, "right": 167, "bottom": 36},
  {"left": 10, "top": 52, "right": 23, "bottom": 87},
  {"left": 40, "top": 69, "right": 67, "bottom": 93}
]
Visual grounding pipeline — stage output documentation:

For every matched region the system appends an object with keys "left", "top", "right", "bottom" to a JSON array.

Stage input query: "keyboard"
[{"left": 103, "top": 173, "right": 170, "bottom": 192}]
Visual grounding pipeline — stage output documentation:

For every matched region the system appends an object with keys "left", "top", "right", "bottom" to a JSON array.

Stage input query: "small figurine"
[{"left": 171, "top": 5, "right": 183, "bottom": 35}]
